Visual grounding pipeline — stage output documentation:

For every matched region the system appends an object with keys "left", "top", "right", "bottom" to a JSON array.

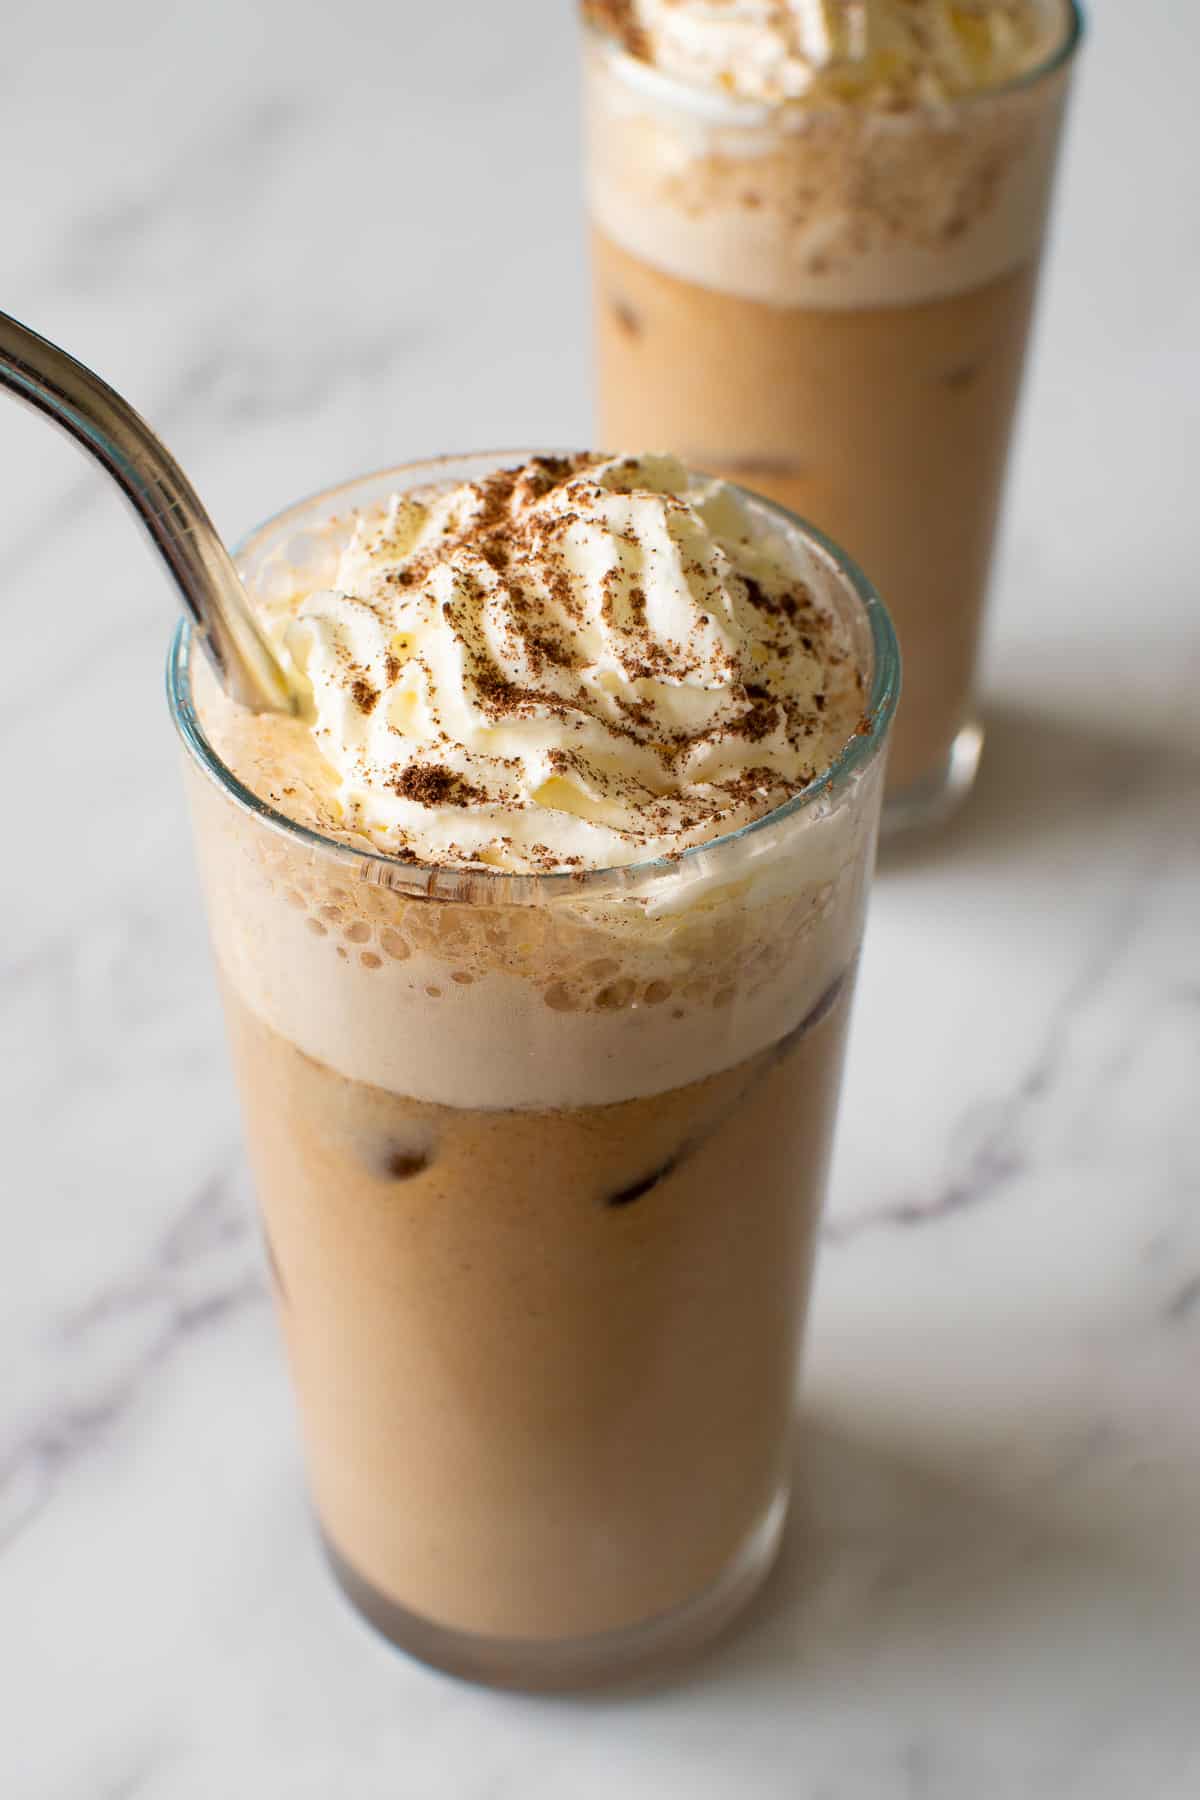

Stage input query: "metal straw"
[{"left": 0, "top": 310, "right": 293, "bottom": 714}]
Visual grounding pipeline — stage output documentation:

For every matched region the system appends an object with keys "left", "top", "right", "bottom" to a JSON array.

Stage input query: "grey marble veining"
[{"left": 2, "top": 1, "right": 1199, "bottom": 1794}]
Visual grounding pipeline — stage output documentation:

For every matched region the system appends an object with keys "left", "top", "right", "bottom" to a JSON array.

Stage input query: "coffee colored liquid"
[
  {"left": 594, "top": 227, "right": 1038, "bottom": 795},
  {"left": 222, "top": 972, "right": 851, "bottom": 1643}
]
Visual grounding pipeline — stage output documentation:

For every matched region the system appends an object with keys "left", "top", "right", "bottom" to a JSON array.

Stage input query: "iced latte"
[
  {"left": 584, "top": 0, "right": 1080, "bottom": 822},
  {"left": 171, "top": 451, "right": 898, "bottom": 1686}
]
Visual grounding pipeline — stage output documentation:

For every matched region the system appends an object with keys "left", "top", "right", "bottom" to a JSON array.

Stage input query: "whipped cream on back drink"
[
  {"left": 175, "top": 451, "right": 897, "bottom": 1686},
  {"left": 584, "top": 0, "right": 1080, "bottom": 824}
]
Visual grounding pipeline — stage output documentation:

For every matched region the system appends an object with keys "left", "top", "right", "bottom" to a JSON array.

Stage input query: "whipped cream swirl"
[
  {"left": 587, "top": 0, "right": 1068, "bottom": 105},
  {"left": 263, "top": 453, "right": 863, "bottom": 873}
]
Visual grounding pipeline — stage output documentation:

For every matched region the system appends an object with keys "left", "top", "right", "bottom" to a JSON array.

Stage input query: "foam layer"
[
  {"left": 584, "top": 12, "right": 1074, "bottom": 308},
  {"left": 185, "top": 456, "right": 889, "bottom": 1108},
  {"left": 188, "top": 747, "right": 874, "bottom": 1108}
]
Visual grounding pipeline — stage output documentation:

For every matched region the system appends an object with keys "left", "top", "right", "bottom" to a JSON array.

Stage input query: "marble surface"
[{"left": 2, "top": 1, "right": 1198, "bottom": 1792}]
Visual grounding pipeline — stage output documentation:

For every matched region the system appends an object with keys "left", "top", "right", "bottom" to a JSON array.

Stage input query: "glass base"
[
  {"left": 322, "top": 1486, "right": 788, "bottom": 1692},
  {"left": 882, "top": 717, "right": 984, "bottom": 839}
]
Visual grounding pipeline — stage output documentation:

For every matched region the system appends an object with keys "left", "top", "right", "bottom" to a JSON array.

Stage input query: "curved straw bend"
[{"left": 0, "top": 309, "right": 292, "bottom": 714}]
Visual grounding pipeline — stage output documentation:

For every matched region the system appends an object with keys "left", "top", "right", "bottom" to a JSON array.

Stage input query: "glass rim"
[
  {"left": 167, "top": 451, "right": 900, "bottom": 903},
  {"left": 584, "top": 0, "right": 1084, "bottom": 123}
]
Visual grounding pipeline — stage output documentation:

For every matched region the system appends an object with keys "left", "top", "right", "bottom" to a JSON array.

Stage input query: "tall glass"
[
  {"left": 585, "top": 5, "right": 1081, "bottom": 829},
  {"left": 169, "top": 453, "right": 899, "bottom": 1689}
]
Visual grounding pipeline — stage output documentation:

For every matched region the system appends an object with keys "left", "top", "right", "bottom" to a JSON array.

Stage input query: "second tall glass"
[{"left": 585, "top": 5, "right": 1081, "bottom": 827}]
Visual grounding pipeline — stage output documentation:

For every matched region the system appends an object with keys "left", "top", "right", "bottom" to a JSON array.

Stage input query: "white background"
[{"left": 1, "top": 2, "right": 1198, "bottom": 1794}]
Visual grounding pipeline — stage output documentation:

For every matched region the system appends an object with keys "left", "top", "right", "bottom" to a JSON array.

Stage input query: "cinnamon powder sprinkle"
[
  {"left": 389, "top": 764, "right": 484, "bottom": 808},
  {"left": 279, "top": 448, "right": 867, "bottom": 871}
]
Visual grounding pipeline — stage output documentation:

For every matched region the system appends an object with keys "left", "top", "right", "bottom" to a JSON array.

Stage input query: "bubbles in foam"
[{"left": 585, "top": 27, "right": 1073, "bottom": 308}]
